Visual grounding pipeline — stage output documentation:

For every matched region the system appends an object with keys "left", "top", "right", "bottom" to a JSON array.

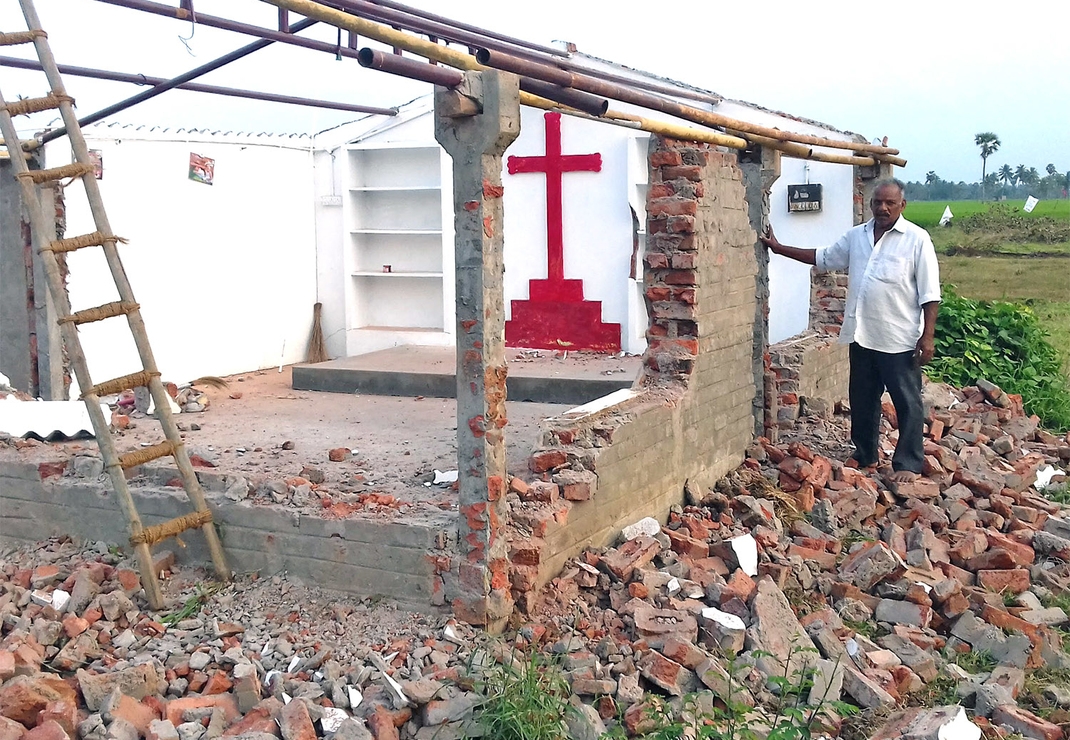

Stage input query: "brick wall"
[
  {"left": 508, "top": 137, "right": 759, "bottom": 607},
  {"left": 0, "top": 458, "right": 449, "bottom": 613},
  {"left": 768, "top": 332, "right": 850, "bottom": 428}
]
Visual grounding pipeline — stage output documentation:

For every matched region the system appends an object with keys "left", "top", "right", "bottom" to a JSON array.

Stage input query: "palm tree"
[
  {"left": 1047, "top": 163, "right": 1058, "bottom": 177},
  {"left": 925, "top": 171, "right": 940, "bottom": 185},
  {"left": 999, "top": 164, "right": 1015, "bottom": 187},
  {"left": 975, "top": 132, "right": 1001, "bottom": 197},
  {"left": 1025, "top": 167, "right": 1040, "bottom": 185},
  {"left": 1015, "top": 164, "right": 1030, "bottom": 185}
]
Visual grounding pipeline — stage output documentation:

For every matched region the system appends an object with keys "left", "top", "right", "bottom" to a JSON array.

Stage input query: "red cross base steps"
[{"left": 504, "top": 112, "right": 621, "bottom": 351}]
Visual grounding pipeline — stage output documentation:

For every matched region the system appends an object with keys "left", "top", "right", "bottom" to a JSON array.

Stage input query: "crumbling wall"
[
  {"left": 508, "top": 138, "right": 759, "bottom": 606},
  {"left": 0, "top": 458, "right": 448, "bottom": 612}
]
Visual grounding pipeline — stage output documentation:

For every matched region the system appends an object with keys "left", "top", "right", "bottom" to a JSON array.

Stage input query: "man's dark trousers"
[{"left": 848, "top": 342, "right": 924, "bottom": 473}]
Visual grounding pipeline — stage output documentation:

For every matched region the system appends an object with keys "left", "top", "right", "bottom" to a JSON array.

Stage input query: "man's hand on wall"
[{"left": 758, "top": 227, "right": 782, "bottom": 254}]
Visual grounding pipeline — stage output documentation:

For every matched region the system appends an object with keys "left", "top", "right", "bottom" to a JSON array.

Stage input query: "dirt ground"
[{"left": 1, "top": 359, "right": 637, "bottom": 516}]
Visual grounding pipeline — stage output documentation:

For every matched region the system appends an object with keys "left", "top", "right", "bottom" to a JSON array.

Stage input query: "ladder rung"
[
  {"left": 15, "top": 162, "right": 93, "bottom": 184},
  {"left": 0, "top": 30, "right": 46, "bottom": 46},
  {"left": 130, "top": 510, "right": 214, "bottom": 547},
  {"left": 59, "top": 300, "right": 139, "bottom": 326},
  {"left": 84, "top": 370, "right": 160, "bottom": 399},
  {"left": 44, "top": 231, "right": 125, "bottom": 254},
  {"left": 3, "top": 94, "right": 72, "bottom": 117},
  {"left": 118, "top": 440, "right": 177, "bottom": 469}
]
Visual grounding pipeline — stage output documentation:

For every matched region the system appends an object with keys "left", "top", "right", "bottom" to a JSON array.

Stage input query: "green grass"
[
  {"left": 905, "top": 199, "right": 1070, "bottom": 229},
  {"left": 938, "top": 257, "right": 1070, "bottom": 374}
]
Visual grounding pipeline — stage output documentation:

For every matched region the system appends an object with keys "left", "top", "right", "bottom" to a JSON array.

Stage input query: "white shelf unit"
[
  {"left": 625, "top": 135, "right": 651, "bottom": 354},
  {"left": 343, "top": 144, "right": 454, "bottom": 351}
]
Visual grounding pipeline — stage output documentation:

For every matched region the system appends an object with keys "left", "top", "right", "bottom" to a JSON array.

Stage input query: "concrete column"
[
  {"left": 434, "top": 70, "right": 520, "bottom": 632},
  {"left": 858, "top": 162, "right": 895, "bottom": 217},
  {"left": 0, "top": 152, "right": 63, "bottom": 398},
  {"left": 740, "top": 146, "right": 780, "bottom": 439}
]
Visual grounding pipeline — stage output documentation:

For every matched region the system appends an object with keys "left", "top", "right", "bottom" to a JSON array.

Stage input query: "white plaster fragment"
[
  {"left": 620, "top": 517, "right": 661, "bottom": 541},
  {"left": 938, "top": 706, "right": 981, "bottom": 740},
  {"left": 700, "top": 606, "right": 746, "bottom": 632},
  {"left": 1035, "top": 465, "right": 1058, "bottom": 489},
  {"left": 432, "top": 470, "right": 458, "bottom": 485},
  {"left": 51, "top": 589, "right": 71, "bottom": 611},
  {"left": 287, "top": 656, "right": 301, "bottom": 673},
  {"left": 347, "top": 686, "right": 362, "bottom": 710},
  {"left": 729, "top": 534, "right": 758, "bottom": 576},
  {"left": 319, "top": 707, "right": 349, "bottom": 733},
  {"left": 666, "top": 578, "right": 681, "bottom": 596}
]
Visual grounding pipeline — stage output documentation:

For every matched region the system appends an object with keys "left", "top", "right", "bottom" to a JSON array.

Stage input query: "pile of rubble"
[{"left": 1, "top": 378, "right": 1068, "bottom": 740}]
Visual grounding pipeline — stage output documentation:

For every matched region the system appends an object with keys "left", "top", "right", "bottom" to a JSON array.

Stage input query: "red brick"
[
  {"left": 367, "top": 707, "right": 401, "bottom": 740},
  {"left": 529, "top": 450, "right": 567, "bottom": 473},
  {"left": 36, "top": 701, "right": 77, "bottom": 739},
  {"left": 721, "top": 569, "right": 757, "bottom": 604},
  {"left": 787, "top": 544, "right": 838, "bottom": 571},
  {"left": 0, "top": 675, "right": 76, "bottom": 728},
  {"left": 278, "top": 699, "right": 316, "bottom": 740},
  {"left": 202, "top": 670, "right": 232, "bottom": 695},
  {"left": 22, "top": 722, "right": 66, "bottom": 740},
  {"left": 644, "top": 255, "right": 669, "bottom": 271},
  {"left": 976, "top": 568, "right": 1030, "bottom": 594},
  {"left": 661, "top": 165, "right": 702, "bottom": 181},
  {"left": 778, "top": 456, "right": 813, "bottom": 482},
  {"left": 990, "top": 705, "right": 1062, "bottom": 740},
  {"left": 985, "top": 531, "right": 1035, "bottom": 565},
  {"left": 165, "top": 695, "right": 239, "bottom": 727},
  {"left": 648, "top": 198, "right": 698, "bottom": 217},
  {"left": 650, "top": 150, "right": 682, "bottom": 167},
  {"left": 663, "top": 269, "right": 697, "bottom": 286},
  {"left": 0, "top": 717, "right": 25, "bottom": 740},
  {"left": 665, "top": 528, "right": 709, "bottom": 559}
]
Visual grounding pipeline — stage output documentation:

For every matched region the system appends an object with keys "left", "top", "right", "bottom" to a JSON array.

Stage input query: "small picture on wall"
[
  {"left": 87, "top": 150, "right": 103, "bottom": 180},
  {"left": 189, "top": 152, "right": 215, "bottom": 185}
]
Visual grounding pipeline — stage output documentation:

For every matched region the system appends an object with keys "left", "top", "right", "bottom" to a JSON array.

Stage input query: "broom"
[{"left": 305, "top": 302, "right": 329, "bottom": 364}]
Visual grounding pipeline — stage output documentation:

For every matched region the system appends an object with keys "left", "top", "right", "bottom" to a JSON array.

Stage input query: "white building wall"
[{"left": 47, "top": 127, "right": 318, "bottom": 385}]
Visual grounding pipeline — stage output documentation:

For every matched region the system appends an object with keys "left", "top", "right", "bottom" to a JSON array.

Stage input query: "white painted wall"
[
  {"left": 501, "top": 109, "right": 636, "bottom": 344},
  {"left": 47, "top": 125, "right": 318, "bottom": 386}
]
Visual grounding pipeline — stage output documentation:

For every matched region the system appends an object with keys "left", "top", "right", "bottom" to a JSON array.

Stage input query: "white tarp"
[
  {"left": 939, "top": 206, "right": 954, "bottom": 226},
  {"left": 1024, "top": 195, "right": 1039, "bottom": 213}
]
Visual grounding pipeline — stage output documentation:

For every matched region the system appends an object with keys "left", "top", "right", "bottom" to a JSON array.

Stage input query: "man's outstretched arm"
[{"left": 759, "top": 227, "right": 817, "bottom": 265}]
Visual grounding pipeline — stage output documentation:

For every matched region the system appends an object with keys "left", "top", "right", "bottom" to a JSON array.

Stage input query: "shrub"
[
  {"left": 467, "top": 650, "right": 572, "bottom": 740},
  {"left": 927, "top": 286, "right": 1070, "bottom": 431}
]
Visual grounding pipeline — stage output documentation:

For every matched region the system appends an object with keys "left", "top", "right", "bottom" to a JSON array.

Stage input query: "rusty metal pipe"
[
  {"left": 330, "top": 0, "right": 567, "bottom": 58},
  {"left": 0, "top": 55, "right": 397, "bottom": 116},
  {"left": 357, "top": 49, "right": 607, "bottom": 117},
  {"left": 476, "top": 48, "right": 903, "bottom": 162},
  {"left": 357, "top": 47, "right": 464, "bottom": 87},
  {"left": 94, "top": 0, "right": 365, "bottom": 62},
  {"left": 342, "top": 0, "right": 722, "bottom": 105},
  {"left": 518, "top": 79, "right": 607, "bottom": 117}
]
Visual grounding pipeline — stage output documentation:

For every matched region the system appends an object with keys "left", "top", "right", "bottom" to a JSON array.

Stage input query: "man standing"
[{"left": 759, "top": 179, "right": 941, "bottom": 483}]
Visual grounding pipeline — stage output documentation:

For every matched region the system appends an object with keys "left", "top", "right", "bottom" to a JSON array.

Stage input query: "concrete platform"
[{"left": 292, "top": 346, "right": 640, "bottom": 406}]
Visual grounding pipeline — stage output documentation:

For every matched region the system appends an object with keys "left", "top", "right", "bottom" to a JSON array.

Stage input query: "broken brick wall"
[
  {"left": 509, "top": 138, "right": 759, "bottom": 606},
  {"left": 765, "top": 166, "right": 869, "bottom": 429}
]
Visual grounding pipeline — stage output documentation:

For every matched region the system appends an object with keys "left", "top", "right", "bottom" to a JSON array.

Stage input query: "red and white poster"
[{"left": 188, "top": 152, "right": 215, "bottom": 185}]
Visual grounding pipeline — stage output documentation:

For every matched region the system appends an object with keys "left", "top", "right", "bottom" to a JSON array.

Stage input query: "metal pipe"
[
  {"left": 94, "top": 0, "right": 365, "bottom": 62},
  {"left": 357, "top": 47, "right": 463, "bottom": 87},
  {"left": 357, "top": 48, "right": 607, "bottom": 117},
  {"left": 40, "top": 15, "right": 319, "bottom": 144},
  {"left": 330, "top": 0, "right": 722, "bottom": 106},
  {"left": 476, "top": 48, "right": 905, "bottom": 163},
  {"left": 518, "top": 78, "right": 607, "bottom": 117},
  {"left": 363, "top": 0, "right": 567, "bottom": 58},
  {"left": 0, "top": 56, "right": 397, "bottom": 116}
]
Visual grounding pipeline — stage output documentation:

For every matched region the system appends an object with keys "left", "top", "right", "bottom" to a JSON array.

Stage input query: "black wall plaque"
[{"left": 788, "top": 183, "right": 822, "bottom": 212}]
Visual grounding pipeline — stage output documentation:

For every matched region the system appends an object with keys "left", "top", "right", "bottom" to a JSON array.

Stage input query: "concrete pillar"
[
  {"left": 858, "top": 162, "right": 895, "bottom": 219},
  {"left": 434, "top": 70, "right": 520, "bottom": 632},
  {"left": 740, "top": 146, "right": 780, "bottom": 439},
  {"left": 0, "top": 153, "right": 64, "bottom": 399}
]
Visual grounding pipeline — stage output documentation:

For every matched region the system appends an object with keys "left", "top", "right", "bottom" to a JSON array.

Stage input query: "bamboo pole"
[{"left": 261, "top": 0, "right": 904, "bottom": 166}]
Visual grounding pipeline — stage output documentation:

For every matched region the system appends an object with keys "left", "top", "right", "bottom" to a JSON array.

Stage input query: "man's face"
[{"left": 871, "top": 185, "right": 905, "bottom": 230}]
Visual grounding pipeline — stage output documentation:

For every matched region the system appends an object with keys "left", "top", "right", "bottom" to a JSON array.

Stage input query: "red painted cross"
[{"left": 507, "top": 112, "right": 601, "bottom": 283}]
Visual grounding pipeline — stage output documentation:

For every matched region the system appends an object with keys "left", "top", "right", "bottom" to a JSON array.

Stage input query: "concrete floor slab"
[{"left": 292, "top": 346, "right": 640, "bottom": 405}]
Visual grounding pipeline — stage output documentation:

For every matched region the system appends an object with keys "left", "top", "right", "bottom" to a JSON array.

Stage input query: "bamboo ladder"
[{"left": 0, "top": 0, "right": 229, "bottom": 610}]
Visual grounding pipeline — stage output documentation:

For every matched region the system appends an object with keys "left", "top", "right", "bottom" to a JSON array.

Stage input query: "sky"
[{"left": 2, "top": 0, "right": 1068, "bottom": 183}]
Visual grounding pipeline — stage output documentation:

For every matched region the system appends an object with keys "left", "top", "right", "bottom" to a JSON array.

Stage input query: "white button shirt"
[{"left": 816, "top": 216, "right": 941, "bottom": 354}]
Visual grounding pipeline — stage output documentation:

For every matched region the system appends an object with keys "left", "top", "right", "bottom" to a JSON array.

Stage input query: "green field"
[
  {"left": 939, "top": 256, "right": 1070, "bottom": 371},
  {"left": 905, "top": 199, "right": 1070, "bottom": 229}
]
